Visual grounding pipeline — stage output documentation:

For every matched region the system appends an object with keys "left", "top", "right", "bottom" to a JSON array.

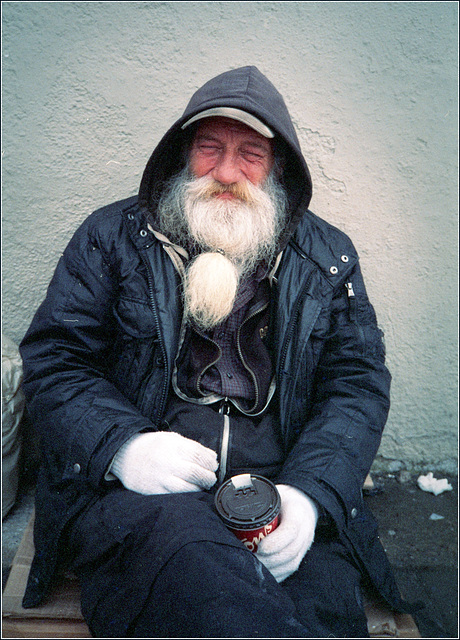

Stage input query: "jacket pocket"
[
  {"left": 107, "top": 298, "right": 161, "bottom": 405},
  {"left": 345, "top": 281, "right": 386, "bottom": 362}
]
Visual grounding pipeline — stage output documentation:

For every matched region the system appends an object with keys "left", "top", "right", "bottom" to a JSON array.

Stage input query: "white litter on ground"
[
  {"left": 417, "top": 472, "right": 453, "bottom": 496},
  {"left": 429, "top": 513, "right": 445, "bottom": 520}
]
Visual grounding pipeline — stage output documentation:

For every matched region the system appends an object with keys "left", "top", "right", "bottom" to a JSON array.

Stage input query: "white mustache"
[{"left": 184, "top": 175, "right": 258, "bottom": 204}]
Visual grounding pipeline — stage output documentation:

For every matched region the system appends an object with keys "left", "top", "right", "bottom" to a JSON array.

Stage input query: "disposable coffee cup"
[{"left": 214, "top": 474, "right": 281, "bottom": 552}]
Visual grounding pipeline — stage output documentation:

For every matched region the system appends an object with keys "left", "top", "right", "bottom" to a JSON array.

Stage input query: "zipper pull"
[
  {"left": 219, "top": 397, "right": 231, "bottom": 415},
  {"left": 345, "top": 282, "right": 355, "bottom": 297},
  {"left": 345, "top": 282, "right": 356, "bottom": 321}
]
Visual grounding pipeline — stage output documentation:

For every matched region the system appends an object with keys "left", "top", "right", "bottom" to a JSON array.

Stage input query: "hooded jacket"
[{"left": 20, "top": 66, "right": 402, "bottom": 610}]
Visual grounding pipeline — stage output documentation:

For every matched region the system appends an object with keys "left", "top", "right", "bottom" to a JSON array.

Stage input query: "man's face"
[
  {"left": 189, "top": 117, "right": 274, "bottom": 191},
  {"left": 158, "top": 122, "right": 286, "bottom": 329}
]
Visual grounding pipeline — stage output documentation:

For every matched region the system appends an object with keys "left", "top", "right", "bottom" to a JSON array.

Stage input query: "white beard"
[
  {"left": 157, "top": 169, "right": 287, "bottom": 330},
  {"left": 184, "top": 252, "right": 240, "bottom": 330}
]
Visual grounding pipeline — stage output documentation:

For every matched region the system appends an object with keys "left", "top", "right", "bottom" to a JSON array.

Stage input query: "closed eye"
[
  {"left": 198, "top": 144, "right": 221, "bottom": 155},
  {"left": 243, "top": 151, "right": 265, "bottom": 161}
]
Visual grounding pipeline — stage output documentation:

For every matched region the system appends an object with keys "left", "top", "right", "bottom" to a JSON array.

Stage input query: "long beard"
[{"left": 157, "top": 168, "right": 287, "bottom": 330}]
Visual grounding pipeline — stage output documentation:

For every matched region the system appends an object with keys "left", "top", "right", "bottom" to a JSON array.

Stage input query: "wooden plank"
[{"left": 2, "top": 618, "right": 92, "bottom": 638}]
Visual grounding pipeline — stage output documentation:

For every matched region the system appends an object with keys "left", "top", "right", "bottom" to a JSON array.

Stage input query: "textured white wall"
[{"left": 2, "top": 1, "right": 458, "bottom": 472}]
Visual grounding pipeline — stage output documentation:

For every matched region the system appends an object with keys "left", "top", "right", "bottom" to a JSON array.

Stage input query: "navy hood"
[{"left": 138, "top": 66, "right": 313, "bottom": 250}]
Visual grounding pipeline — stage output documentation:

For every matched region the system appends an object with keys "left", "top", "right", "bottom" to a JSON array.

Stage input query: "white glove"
[
  {"left": 256, "top": 484, "right": 318, "bottom": 582},
  {"left": 110, "top": 431, "right": 218, "bottom": 495}
]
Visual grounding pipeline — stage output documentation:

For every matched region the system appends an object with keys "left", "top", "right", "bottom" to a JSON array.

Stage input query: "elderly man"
[{"left": 20, "top": 66, "right": 407, "bottom": 637}]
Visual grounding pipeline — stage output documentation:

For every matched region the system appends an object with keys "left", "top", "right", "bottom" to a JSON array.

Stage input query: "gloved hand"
[
  {"left": 110, "top": 431, "right": 219, "bottom": 495},
  {"left": 256, "top": 484, "right": 318, "bottom": 582}
]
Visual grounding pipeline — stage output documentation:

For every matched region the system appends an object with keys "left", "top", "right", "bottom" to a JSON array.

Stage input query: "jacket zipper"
[
  {"left": 140, "top": 253, "right": 170, "bottom": 419},
  {"left": 279, "top": 271, "right": 315, "bottom": 372},
  {"left": 218, "top": 398, "right": 231, "bottom": 484},
  {"left": 345, "top": 281, "right": 358, "bottom": 322},
  {"left": 195, "top": 338, "right": 222, "bottom": 396},
  {"left": 345, "top": 280, "right": 366, "bottom": 348},
  {"left": 235, "top": 300, "right": 269, "bottom": 414}
]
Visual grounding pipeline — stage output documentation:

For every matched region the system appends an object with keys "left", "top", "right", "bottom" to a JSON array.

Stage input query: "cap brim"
[{"left": 181, "top": 107, "right": 274, "bottom": 139}]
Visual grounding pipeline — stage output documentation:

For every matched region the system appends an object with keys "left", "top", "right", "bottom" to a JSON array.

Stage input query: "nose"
[{"left": 211, "top": 150, "right": 242, "bottom": 185}]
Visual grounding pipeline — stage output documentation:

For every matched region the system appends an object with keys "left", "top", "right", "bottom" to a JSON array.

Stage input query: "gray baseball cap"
[{"left": 181, "top": 107, "right": 274, "bottom": 139}]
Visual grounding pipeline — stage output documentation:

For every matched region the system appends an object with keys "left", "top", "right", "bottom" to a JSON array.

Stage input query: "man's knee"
[
  {"left": 133, "top": 540, "right": 304, "bottom": 638},
  {"left": 158, "top": 539, "right": 271, "bottom": 593}
]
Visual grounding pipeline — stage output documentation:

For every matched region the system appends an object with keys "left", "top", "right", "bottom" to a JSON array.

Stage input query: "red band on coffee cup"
[{"left": 214, "top": 474, "right": 281, "bottom": 552}]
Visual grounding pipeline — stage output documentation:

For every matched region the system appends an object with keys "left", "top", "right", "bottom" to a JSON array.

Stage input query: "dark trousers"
[{"left": 66, "top": 488, "right": 369, "bottom": 638}]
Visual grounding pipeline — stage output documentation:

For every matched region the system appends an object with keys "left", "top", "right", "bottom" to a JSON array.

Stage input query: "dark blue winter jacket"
[{"left": 20, "top": 66, "right": 402, "bottom": 609}]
